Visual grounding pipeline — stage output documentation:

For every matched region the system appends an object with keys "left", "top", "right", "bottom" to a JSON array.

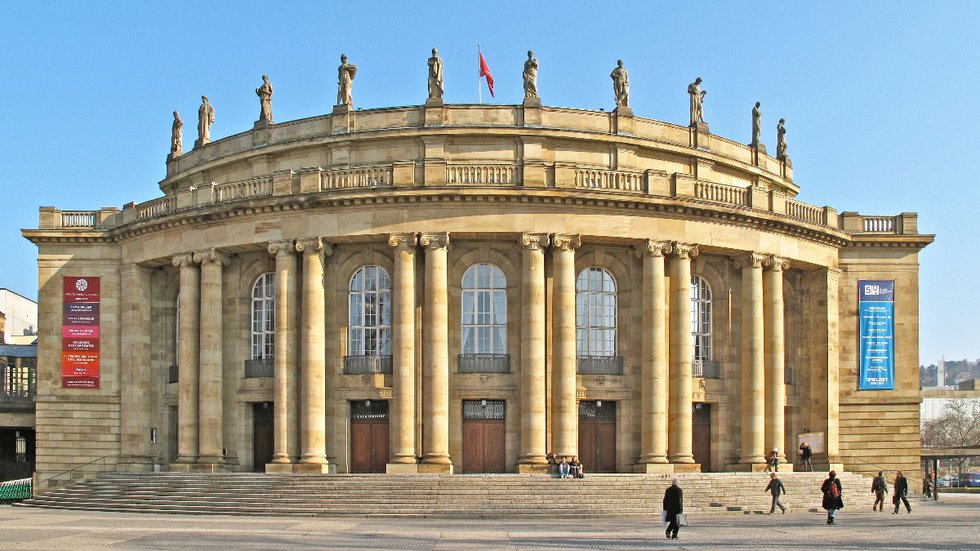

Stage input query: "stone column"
[
  {"left": 268, "top": 240, "right": 297, "bottom": 468},
  {"left": 638, "top": 240, "right": 672, "bottom": 468},
  {"left": 551, "top": 233, "right": 581, "bottom": 458},
  {"left": 119, "top": 263, "right": 153, "bottom": 471},
  {"left": 388, "top": 233, "right": 419, "bottom": 471},
  {"left": 764, "top": 256, "right": 789, "bottom": 466},
  {"left": 739, "top": 252, "right": 767, "bottom": 465},
  {"left": 295, "top": 237, "right": 332, "bottom": 469},
  {"left": 668, "top": 243, "right": 698, "bottom": 465},
  {"left": 518, "top": 233, "right": 550, "bottom": 471},
  {"left": 420, "top": 232, "right": 452, "bottom": 471},
  {"left": 172, "top": 253, "right": 199, "bottom": 465},
  {"left": 194, "top": 248, "right": 229, "bottom": 466}
]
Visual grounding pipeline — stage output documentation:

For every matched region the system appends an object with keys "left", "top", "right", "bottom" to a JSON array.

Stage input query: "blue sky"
[{"left": 2, "top": 1, "right": 978, "bottom": 364}]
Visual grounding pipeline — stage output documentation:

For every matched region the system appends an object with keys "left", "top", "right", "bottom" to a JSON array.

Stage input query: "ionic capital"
[
  {"left": 670, "top": 242, "right": 699, "bottom": 259},
  {"left": 734, "top": 252, "right": 767, "bottom": 270},
  {"left": 267, "top": 240, "right": 295, "bottom": 257},
  {"left": 171, "top": 252, "right": 195, "bottom": 268},
  {"left": 295, "top": 237, "right": 333, "bottom": 256},
  {"left": 519, "top": 232, "right": 550, "bottom": 251},
  {"left": 192, "top": 248, "right": 230, "bottom": 266},
  {"left": 419, "top": 231, "right": 450, "bottom": 250},
  {"left": 388, "top": 232, "right": 419, "bottom": 250},
  {"left": 634, "top": 239, "right": 672, "bottom": 258},
  {"left": 825, "top": 266, "right": 842, "bottom": 283},
  {"left": 763, "top": 255, "right": 790, "bottom": 271},
  {"left": 550, "top": 233, "right": 581, "bottom": 252}
]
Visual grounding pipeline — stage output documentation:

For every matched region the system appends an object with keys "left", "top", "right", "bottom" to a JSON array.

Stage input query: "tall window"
[
  {"left": 691, "top": 275, "right": 712, "bottom": 361},
  {"left": 461, "top": 263, "right": 507, "bottom": 354},
  {"left": 251, "top": 273, "right": 275, "bottom": 360},
  {"left": 576, "top": 267, "right": 617, "bottom": 357},
  {"left": 349, "top": 265, "right": 391, "bottom": 355}
]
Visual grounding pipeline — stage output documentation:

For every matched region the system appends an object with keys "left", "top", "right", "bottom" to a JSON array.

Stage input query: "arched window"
[
  {"left": 691, "top": 275, "right": 712, "bottom": 362},
  {"left": 576, "top": 267, "right": 617, "bottom": 357},
  {"left": 251, "top": 273, "right": 275, "bottom": 360},
  {"left": 461, "top": 263, "right": 507, "bottom": 354},
  {"left": 349, "top": 265, "right": 391, "bottom": 356}
]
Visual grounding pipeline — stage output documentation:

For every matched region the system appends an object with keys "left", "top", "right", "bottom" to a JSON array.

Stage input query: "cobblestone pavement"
[{"left": 1, "top": 495, "right": 977, "bottom": 550}]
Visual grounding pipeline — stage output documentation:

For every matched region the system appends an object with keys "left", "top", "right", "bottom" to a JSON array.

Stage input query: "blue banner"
[{"left": 858, "top": 280, "right": 895, "bottom": 390}]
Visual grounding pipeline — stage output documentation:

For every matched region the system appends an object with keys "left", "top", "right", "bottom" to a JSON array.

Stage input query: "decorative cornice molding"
[
  {"left": 551, "top": 233, "right": 581, "bottom": 252},
  {"left": 171, "top": 252, "right": 194, "bottom": 268},
  {"left": 633, "top": 239, "right": 672, "bottom": 258},
  {"left": 734, "top": 251, "right": 767, "bottom": 269},
  {"left": 267, "top": 240, "right": 295, "bottom": 257},
  {"left": 519, "top": 232, "right": 550, "bottom": 251},
  {"left": 418, "top": 231, "right": 450, "bottom": 250},
  {"left": 670, "top": 242, "right": 699, "bottom": 259},
  {"left": 192, "top": 248, "right": 230, "bottom": 265},
  {"left": 388, "top": 232, "right": 419, "bottom": 249}
]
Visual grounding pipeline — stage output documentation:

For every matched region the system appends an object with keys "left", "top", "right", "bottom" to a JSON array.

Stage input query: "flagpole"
[{"left": 477, "top": 43, "right": 482, "bottom": 104}]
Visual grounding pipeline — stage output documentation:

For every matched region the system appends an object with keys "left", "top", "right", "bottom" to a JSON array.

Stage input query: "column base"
[
  {"left": 417, "top": 463, "right": 454, "bottom": 474},
  {"left": 517, "top": 463, "right": 552, "bottom": 475},
  {"left": 292, "top": 463, "right": 335, "bottom": 474},
  {"left": 386, "top": 463, "right": 421, "bottom": 474},
  {"left": 169, "top": 462, "right": 227, "bottom": 473},
  {"left": 671, "top": 463, "right": 702, "bottom": 473},
  {"left": 265, "top": 463, "right": 294, "bottom": 474},
  {"left": 727, "top": 462, "right": 770, "bottom": 472},
  {"left": 634, "top": 463, "right": 677, "bottom": 473}
]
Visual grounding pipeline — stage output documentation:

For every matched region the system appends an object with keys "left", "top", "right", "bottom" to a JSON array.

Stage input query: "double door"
[
  {"left": 578, "top": 400, "right": 616, "bottom": 472},
  {"left": 350, "top": 400, "right": 390, "bottom": 473},
  {"left": 462, "top": 400, "right": 506, "bottom": 473}
]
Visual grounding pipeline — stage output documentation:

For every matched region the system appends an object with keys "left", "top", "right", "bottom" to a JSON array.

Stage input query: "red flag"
[{"left": 479, "top": 50, "right": 494, "bottom": 97}]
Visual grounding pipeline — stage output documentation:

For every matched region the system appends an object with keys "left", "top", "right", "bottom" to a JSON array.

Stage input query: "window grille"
[{"left": 462, "top": 399, "right": 505, "bottom": 420}]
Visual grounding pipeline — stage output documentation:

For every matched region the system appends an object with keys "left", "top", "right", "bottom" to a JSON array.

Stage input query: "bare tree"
[{"left": 922, "top": 400, "right": 980, "bottom": 478}]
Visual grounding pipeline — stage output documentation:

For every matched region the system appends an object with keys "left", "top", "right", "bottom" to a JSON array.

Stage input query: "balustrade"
[
  {"left": 694, "top": 182, "right": 748, "bottom": 207},
  {"left": 322, "top": 166, "right": 392, "bottom": 189},
  {"left": 862, "top": 216, "right": 896, "bottom": 233},
  {"left": 575, "top": 169, "right": 644, "bottom": 192},
  {"left": 137, "top": 196, "right": 176, "bottom": 220},
  {"left": 785, "top": 199, "right": 824, "bottom": 225},
  {"left": 447, "top": 164, "right": 517, "bottom": 185},
  {"left": 61, "top": 211, "right": 97, "bottom": 228},
  {"left": 215, "top": 177, "right": 273, "bottom": 203}
]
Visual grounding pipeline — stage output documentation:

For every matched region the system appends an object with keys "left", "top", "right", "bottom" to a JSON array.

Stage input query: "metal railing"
[
  {"left": 244, "top": 358, "right": 274, "bottom": 378},
  {"left": 343, "top": 355, "right": 392, "bottom": 374},
  {"left": 167, "top": 365, "right": 179, "bottom": 384},
  {"left": 36, "top": 454, "right": 112, "bottom": 493},
  {"left": 458, "top": 353, "right": 510, "bottom": 373},
  {"left": 576, "top": 356, "right": 624, "bottom": 375},
  {"left": 692, "top": 359, "right": 720, "bottom": 379}
]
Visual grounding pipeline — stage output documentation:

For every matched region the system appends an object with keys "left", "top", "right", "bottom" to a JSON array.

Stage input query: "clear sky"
[{"left": 2, "top": 1, "right": 978, "bottom": 364}]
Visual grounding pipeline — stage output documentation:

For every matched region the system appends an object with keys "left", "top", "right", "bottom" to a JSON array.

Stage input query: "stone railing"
[
  {"left": 839, "top": 212, "right": 916, "bottom": 235},
  {"left": 136, "top": 196, "right": 176, "bottom": 220},
  {"left": 244, "top": 358, "right": 274, "bottom": 378},
  {"left": 692, "top": 359, "right": 720, "bottom": 379},
  {"left": 785, "top": 198, "right": 825, "bottom": 225},
  {"left": 215, "top": 177, "right": 274, "bottom": 203},
  {"left": 322, "top": 166, "right": 392, "bottom": 189},
  {"left": 447, "top": 164, "right": 518, "bottom": 185},
  {"left": 457, "top": 353, "right": 510, "bottom": 373},
  {"left": 60, "top": 211, "right": 97, "bottom": 228},
  {"left": 575, "top": 169, "right": 645, "bottom": 192},
  {"left": 860, "top": 216, "right": 896, "bottom": 233},
  {"left": 577, "top": 355, "right": 624, "bottom": 375},
  {"left": 694, "top": 181, "right": 748, "bottom": 207},
  {"left": 343, "top": 355, "right": 393, "bottom": 375}
]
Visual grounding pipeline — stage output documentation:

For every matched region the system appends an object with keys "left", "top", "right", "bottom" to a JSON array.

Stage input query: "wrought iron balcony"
[
  {"left": 343, "top": 355, "right": 392, "bottom": 375},
  {"left": 692, "top": 359, "right": 720, "bottom": 379},
  {"left": 577, "top": 356, "right": 624, "bottom": 375},
  {"left": 168, "top": 365, "right": 179, "bottom": 383},
  {"left": 244, "top": 358, "right": 274, "bottom": 378},
  {"left": 458, "top": 353, "right": 510, "bottom": 373}
]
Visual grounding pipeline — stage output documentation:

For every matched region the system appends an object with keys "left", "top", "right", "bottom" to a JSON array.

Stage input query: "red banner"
[{"left": 62, "top": 276, "right": 101, "bottom": 388}]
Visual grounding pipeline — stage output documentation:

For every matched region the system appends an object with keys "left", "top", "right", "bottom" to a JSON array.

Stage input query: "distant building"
[
  {"left": 0, "top": 289, "right": 38, "bottom": 345},
  {"left": 0, "top": 343, "right": 37, "bottom": 480}
]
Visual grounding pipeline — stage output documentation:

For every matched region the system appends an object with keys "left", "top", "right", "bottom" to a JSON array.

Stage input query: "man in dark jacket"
[
  {"left": 893, "top": 471, "right": 912, "bottom": 514},
  {"left": 764, "top": 472, "right": 787, "bottom": 513},
  {"left": 663, "top": 478, "right": 683, "bottom": 539},
  {"left": 871, "top": 471, "right": 887, "bottom": 511},
  {"left": 821, "top": 470, "right": 844, "bottom": 524},
  {"left": 799, "top": 442, "right": 813, "bottom": 472}
]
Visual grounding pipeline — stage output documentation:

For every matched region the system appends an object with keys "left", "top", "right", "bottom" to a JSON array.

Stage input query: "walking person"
[
  {"left": 663, "top": 478, "right": 684, "bottom": 540},
  {"left": 893, "top": 471, "right": 912, "bottom": 514},
  {"left": 764, "top": 472, "right": 788, "bottom": 514},
  {"left": 821, "top": 470, "right": 844, "bottom": 524},
  {"left": 799, "top": 441, "right": 813, "bottom": 472},
  {"left": 871, "top": 470, "right": 888, "bottom": 511}
]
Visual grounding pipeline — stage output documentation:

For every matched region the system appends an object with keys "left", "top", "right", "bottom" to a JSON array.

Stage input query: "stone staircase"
[{"left": 16, "top": 471, "right": 875, "bottom": 518}]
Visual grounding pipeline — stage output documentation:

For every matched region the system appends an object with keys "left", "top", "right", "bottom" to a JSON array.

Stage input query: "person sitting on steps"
[
  {"left": 570, "top": 456, "right": 584, "bottom": 478},
  {"left": 557, "top": 456, "right": 570, "bottom": 479}
]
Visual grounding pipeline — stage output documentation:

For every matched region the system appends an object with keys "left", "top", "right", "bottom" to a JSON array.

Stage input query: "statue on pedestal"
[
  {"left": 256, "top": 74, "right": 274, "bottom": 124},
  {"left": 337, "top": 54, "right": 357, "bottom": 107},
  {"left": 611, "top": 59, "right": 629, "bottom": 107},
  {"left": 777, "top": 118, "right": 788, "bottom": 160},
  {"left": 523, "top": 50, "right": 538, "bottom": 99},
  {"left": 688, "top": 77, "right": 706, "bottom": 126},
  {"left": 170, "top": 111, "right": 183, "bottom": 158},
  {"left": 752, "top": 101, "right": 762, "bottom": 146},
  {"left": 428, "top": 48, "right": 444, "bottom": 100},
  {"left": 196, "top": 96, "right": 215, "bottom": 148}
]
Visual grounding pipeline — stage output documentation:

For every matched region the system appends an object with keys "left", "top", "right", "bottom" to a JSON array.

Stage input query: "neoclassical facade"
[{"left": 24, "top": 100, "right": 932, "bottom": 486}]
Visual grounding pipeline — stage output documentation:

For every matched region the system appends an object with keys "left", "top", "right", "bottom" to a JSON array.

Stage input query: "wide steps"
[{"left": 17, "top": 472, "right": 875, "bottom": 517}]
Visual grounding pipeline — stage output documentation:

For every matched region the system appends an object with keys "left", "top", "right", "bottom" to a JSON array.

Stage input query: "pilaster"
[
  {"left": 119, "top": 263, "right": 153, "bottom": 471},
  {"left": 193, "top": 248, "right": 230, "bottom": 467},
  {"left": 172, "top": 253, "right": 199, "bottom": 466}
]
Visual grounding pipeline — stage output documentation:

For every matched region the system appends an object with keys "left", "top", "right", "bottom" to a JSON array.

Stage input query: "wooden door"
[
  {"left": 462, "top": 400, "right": 506, "bottom": 473},
  {"left": 578, "top": 401, "right": 616, "bottom": 472},
  {"left": 350, "top": 401, "right": 390, "bottom": 473},
  {"left": 692, "top": 402, "right": 712, "bottom": 471},
  {"left": 252, "top": 402, "right": 274, "bottom": 472}
]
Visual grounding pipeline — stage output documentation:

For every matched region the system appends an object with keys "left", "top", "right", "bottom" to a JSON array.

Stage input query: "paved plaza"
[{"left": 1, "top": 495, "right": 978, "bottom": 550}]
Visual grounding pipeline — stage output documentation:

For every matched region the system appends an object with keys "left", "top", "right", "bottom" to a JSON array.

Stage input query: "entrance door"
[
  {"left": 462, "top": 400, "right": 506, "bottom": 473},
  {"left": 350, "top": 400, "right": 390, "bottom": 473},
  {"left": 692, "top": 403, "right": 711, "bottom": 471},
  {"left": 252, "top": 402, "right": 274, "bottom": 472},
  {"left": 578, "top": 400, "right": 616, "bottom": 472}
]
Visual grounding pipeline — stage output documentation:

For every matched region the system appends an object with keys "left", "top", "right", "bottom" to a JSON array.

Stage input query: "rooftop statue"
[
  {"left": 523, "top": 50, "right": 538, "bottom": 99},
  {"left": 752, "top": 101, "right": 762, "bottom": 146},
  {"left": 688, "top": 77, "right": 706, "bottom": 126},
  {"left": 611, "top": 59, "right": 629, "bottom": 107},
  {"left": 428, "top": 48, "right": 444, "bottom": 100},
  {"left": 170, "top": 111, "right": 182, "bottom": 159},
  {"left": 337, "top": 54, "right": 357, "bottom": 107},
  {"left": 777, "top": 118, "right": 789, "bottom": 160},
  {"left": 256, "top": 74, "right": 273, "bottom": 124},
  {"left": 196, "top": 96, "right": 215, "bottom": 148}
]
